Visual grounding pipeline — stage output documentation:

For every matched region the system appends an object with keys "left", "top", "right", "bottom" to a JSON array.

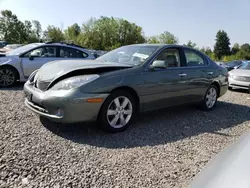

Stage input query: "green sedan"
[{"left": 24, "top": 44, "right": 228, "bottom": 132}]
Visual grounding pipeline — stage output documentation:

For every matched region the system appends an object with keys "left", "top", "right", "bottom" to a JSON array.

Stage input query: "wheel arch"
[
  {"left": 110, "top": 86, "right": 140, "bottom": 110},
  {"left": 210, "top": 81, "right": 220, "bottom": 96}
]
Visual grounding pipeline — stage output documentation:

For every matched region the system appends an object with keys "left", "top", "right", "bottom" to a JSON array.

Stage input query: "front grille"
[
  {"left": 26, "top": 99, "right": 48, "bottom": 113},
  {"left": 234, "top": 76, "right": 250, "bottom": 82},
  {"left": 36, "top": 80, "right": 50, "bottom": 91}
]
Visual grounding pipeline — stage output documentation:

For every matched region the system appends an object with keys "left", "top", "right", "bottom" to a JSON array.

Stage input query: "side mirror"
[
  {"left": 149, "top": 60, "right": 167, "bottom": 70},
  {"left": 29, "top": 55, "right": 34, "bottom": 60}
]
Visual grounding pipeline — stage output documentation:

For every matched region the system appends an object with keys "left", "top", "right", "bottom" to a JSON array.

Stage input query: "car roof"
[
  {"left": 126, "top": 43, "right": 201, "bottom": 51},
  {"left": 36, "top": 42, "right": 92, "bottom": 53}
]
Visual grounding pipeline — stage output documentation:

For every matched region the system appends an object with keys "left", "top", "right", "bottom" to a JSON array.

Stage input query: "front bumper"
[
  {"left": 219, "top": 84, "right": 228, "bottom": 97},
  {"left": 23, "top": 82, "right": 109, "bottom": 123},
  {"left": 229, "top": 78, "right": 250, "bottom": 90}
]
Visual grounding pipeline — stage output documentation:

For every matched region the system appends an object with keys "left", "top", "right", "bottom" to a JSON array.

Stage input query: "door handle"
[
  {"left": 179, "top": 73, "right": 187, "bottom": 77},
  {"left": 207, "top": 72, "right": 214, "bottom": 75}
]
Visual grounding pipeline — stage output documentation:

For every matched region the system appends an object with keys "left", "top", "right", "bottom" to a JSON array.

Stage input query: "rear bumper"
[
  {"left": 23, "top": 81, "right": 109, "bottom": 123},
  {"left": 229, "top": 78, "right": 250, "bottom": 90}
]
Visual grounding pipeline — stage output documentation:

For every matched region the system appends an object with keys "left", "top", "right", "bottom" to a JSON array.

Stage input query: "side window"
[
  {"left": 60, "top": 47, "right": 88, "bottom": 58},
  {"left": 184, "top": 49, "right": 206, "bottom": 66},
  {"left": 23, "top": 46, "right": 56, "bottom": 58},
  {"left": 153, "top": 48, "right": 181, "bottom": 68}
]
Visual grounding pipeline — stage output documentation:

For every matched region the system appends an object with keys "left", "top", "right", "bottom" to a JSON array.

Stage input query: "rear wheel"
[
  {"left": 0, "top": 66, "right": 18, "bottom": 87},
  {"left": 98, "top": 90, "right": 137, "bottom": 133},
  {"left": 200, "top": 84, "right": 218, "bottom": 111}
]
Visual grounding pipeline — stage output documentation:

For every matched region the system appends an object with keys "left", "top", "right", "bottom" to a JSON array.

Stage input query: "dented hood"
[{"left": 36, "top": 59, "right": 133, "bottom": 82}]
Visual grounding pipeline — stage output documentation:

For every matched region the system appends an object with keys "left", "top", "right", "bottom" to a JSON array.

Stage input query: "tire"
[
  {"left": 0, "top": 66, "right": 18, "bottom": 87},
  {"left": 200, "top": 84, "right": 218, "bottom": 111},
  {"left": 98, "top": 90, "right": 137, "bottom": 133},
  {"left": 228, "top": 86, "right": 233, "bottom": 90}
]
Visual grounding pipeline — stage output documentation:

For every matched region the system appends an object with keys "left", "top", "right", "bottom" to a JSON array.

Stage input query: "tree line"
[{"left": 0, "top": 10, "right": 249, "bottom": 61}]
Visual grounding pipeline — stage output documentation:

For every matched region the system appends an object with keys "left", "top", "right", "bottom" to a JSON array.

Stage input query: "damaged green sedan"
[{"left": 24, "top": 44, "right": 228, "bottom": 132}]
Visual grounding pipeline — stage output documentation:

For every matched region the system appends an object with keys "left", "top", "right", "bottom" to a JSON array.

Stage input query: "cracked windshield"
[{"left": 0, "top": 0, "right": 249, "bottom": 188}]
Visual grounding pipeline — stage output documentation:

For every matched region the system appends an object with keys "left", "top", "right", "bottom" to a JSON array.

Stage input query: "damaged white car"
[{"left": 0, "top": 42, "right": 95, "bottom": 87}]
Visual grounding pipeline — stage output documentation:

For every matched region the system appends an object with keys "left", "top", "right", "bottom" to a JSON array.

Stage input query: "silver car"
[
  {"left": 228, "top": 61, "right": 250, "bottom": 90},
  {"left": 189, "top": 131, "right": 250, "bottom": 188},
  {"left": 0, "top": 42, "right": 95, "bottom": 87}
]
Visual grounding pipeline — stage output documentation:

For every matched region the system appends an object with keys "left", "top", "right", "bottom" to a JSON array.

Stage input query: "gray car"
[
  {"left": 228, "top": 61, "right": 250, "bottom": 90},
  {"left": 24, "top": 44, "right": 228, "bottom": 132}
]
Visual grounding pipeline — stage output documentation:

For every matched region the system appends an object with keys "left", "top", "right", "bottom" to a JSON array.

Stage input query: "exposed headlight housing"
[
  {"left": 28, "top": 70, "right": 38, "bottom": 83},
  {"left": 51, "top": 74, "right": 99, "bottom": 90}
]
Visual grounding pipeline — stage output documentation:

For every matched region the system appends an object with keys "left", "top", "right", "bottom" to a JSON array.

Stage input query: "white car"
[
  {"left": 0, "top": 44, "right": 23, "bottom": 53},
  {"left": 228, "top": 61, "right": 250, "bottom": 91},
  {"left": 0, "top": 42, "right": 95, "bottom": 87}
]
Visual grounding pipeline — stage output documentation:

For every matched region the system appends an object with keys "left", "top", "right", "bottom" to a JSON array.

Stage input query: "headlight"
[
  {"left": 51, "top": 74, "right": 99, "bottom": 90},
  {"left": 228, "top": 73, "right": 233, "bottom": 78},
  {"left": 28, "top": 70, "right": 38, "bottom": 82}
]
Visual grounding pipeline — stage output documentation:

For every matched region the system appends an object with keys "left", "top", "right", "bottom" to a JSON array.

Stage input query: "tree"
[
  {"left": 158, "top": 31, "right": 178, "bottom": 44},
  {"left": 200, "top": 46, "right": 212, "bottom": 56},
  {"left": 23, "top": 20, "right": 39, "bottom": 43},
  {"left": 0, "top": 10, "right": 29, "bottom": 43},
  {"left": 213, "top": 30, "right": 231, "bottom": 59},
  {"left": 184, "top": 40, "right": 197, "bottom": 48},
  {"left": 240, "top": 43, "right": 250, "bottom": 52},
  {"left": 147, "top": 31, "right": 178, "bottom": 44},
  {"left": 231, "top": 43, "right": 240, "bottom": 55},
  {"left": 147, "top": 36, "right": 160, "bottom": 44},
  {"left": 32, "top": 20, "right": 42, "bottom": 40},
  {"left": 80, "top": 16, "right": 145, "bottom": 50},
  {"left": 43, "top": 25, "right": 65, "bottom": 42},
  {"left": 64, "top": 23, "right": 81, "bottom": 41}
]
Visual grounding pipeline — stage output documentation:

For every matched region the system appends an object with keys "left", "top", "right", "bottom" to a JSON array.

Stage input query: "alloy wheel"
[
  {"left": 206, "top": 87, "right": 217, "bottom": 108},
  {"left": 106, "top": 96, "right": 133, "bottom": 128},
  {"left": 0, "top": 68, "right": 16, "bottom": 86}
]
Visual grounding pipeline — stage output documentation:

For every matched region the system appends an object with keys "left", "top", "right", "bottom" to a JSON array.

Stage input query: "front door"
[
  {"left": 141, "top": 47, "right": 188, "bottom": 110},
  {"left": 20, "top": 46, "right": 57, "bottom": 78}
]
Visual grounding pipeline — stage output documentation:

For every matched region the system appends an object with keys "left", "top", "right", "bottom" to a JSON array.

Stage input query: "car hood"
[
  {"left": 189, "top": 131, "right": 250, "bottom": 188},
  {"left": 36, "top": 59, "right": 133, "bottom": 82},
  {"left": 0, "top": 55, "right": 16, "bottom": 64},
  {"left": 230, "top": 69, "right": 250, "bottom": 77}
]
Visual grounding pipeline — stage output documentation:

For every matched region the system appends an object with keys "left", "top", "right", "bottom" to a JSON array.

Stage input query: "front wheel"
[
  {"left": 98, "top": 90, "right": 137, "bottom": 133},
  {"left": 200, "top": 85, "right": 218, "bottom": 111},
  {"left": 0, "top": 67, "right": 18, "bottom": 87}
]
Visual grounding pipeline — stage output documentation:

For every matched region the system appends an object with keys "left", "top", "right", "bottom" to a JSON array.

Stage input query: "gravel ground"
[{"left": 0, "top": 85, "right": 250, "bottom": 188}]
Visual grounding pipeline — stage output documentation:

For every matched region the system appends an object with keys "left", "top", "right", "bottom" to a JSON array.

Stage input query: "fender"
[{"left": 0, "top": 56, "right": 26, "bottom": 81}]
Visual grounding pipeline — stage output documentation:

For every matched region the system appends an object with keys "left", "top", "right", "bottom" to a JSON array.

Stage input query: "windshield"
[
  {"left": 227, "top": 61, "right": 242, "bottom": 67},
  {"left": 238, "top": 61, "right": 250, "bottom": 70},
  {"left": 6, "top": 43, "right": 42, "bottom": 56},
  {"left": 96, "top": 45, "right": 159, "bottom": 65}
]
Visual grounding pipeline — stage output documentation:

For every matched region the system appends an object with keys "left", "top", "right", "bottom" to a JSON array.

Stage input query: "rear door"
[
  {"left": 179, "top": 48, "right": 212, "bottom": 102},
  {"left": 20, "top": 46, "right": 58, "bottom": 77},
  {"left": 57, "top": 46, "right": 90, "bottom": 60}
]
